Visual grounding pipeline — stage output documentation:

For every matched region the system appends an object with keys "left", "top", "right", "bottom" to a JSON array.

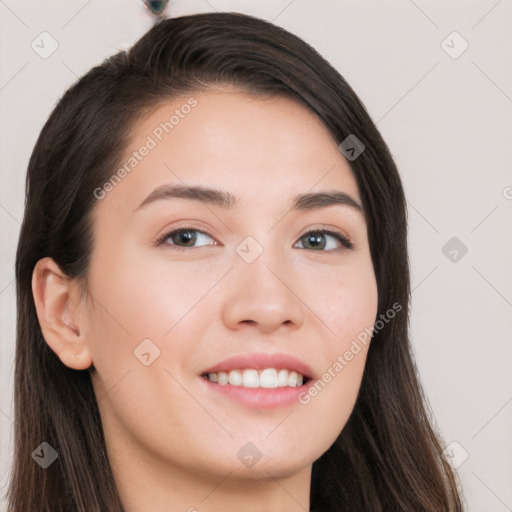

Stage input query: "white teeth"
[
  {"left": 242, "top": 369, "right": 259, "bottom": 388},
  {"left": 204, "top": 368, "right": 306, "bottom": 388},
  {"left": 259, "top": 368, "right": 278, "bottom": 388},
  {"left": 288, "top": 371, "right": 297, "bottom": 387},
  {"left": 228, "top": 370, "right": 242, "bottom": 386},
  {"left": 277, "top": 369, "right": 289, "bottom": 387},
  {"left": 217, "top": 371, "right": 228, "bottom": 385}
]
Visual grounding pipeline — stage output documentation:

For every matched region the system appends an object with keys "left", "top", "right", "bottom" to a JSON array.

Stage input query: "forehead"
[{"left": 98, "top": 89, "right": 362, "bottom": 215}]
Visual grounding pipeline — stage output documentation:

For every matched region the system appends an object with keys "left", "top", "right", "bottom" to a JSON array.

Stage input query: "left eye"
[
  {"left": 295, "top": 229, "right": 353, "bottom": 251},
  {"left": 156, "top": 227, "right": 353, "bottom": 251}
]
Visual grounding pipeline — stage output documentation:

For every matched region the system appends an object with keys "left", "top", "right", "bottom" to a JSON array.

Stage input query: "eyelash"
[{"left": 155, "top": 225, "right": 354, "bottom": 252}]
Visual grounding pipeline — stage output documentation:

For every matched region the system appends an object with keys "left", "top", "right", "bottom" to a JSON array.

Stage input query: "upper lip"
[{"left": 201, "top": 352, "right": 315, "bottom": 380}]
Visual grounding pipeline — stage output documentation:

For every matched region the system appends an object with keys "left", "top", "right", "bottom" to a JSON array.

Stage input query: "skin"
[{"left": 32, "top": 89, "right": 378, "bottom": 512}]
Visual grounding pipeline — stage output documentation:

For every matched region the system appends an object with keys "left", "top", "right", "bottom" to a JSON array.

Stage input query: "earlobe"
[{"left": 32, "top": 257, "right": 93, "bottom": 371}]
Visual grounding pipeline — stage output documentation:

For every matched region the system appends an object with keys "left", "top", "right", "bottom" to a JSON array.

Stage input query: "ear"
[{"left": 32, "top": 257, "right": 93, "bottom": 370}]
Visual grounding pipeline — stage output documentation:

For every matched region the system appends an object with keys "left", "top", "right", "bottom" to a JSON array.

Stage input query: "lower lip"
[{"left": 200, "top": 376, "right": 312, "bottom": 409}]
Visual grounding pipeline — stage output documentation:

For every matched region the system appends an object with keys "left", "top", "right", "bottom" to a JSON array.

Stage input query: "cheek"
[
  {"left": 84, "top": 252, "right": 220, "bottom": 379},
  {"left": 297, "top": 256, "right": 377, "bottom": 429},
  {"left": 314, "top": 256, "right": 378, "bottom": 344}
]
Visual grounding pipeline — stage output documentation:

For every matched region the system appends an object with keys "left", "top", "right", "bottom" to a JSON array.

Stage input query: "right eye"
[{"left": 155, "top": 226, "right": 218, "bottom": 252}]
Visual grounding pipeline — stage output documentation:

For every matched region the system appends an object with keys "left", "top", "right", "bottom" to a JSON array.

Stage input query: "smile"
[{"left": 202, "top": 368, "right": 309, "bottom": 388}]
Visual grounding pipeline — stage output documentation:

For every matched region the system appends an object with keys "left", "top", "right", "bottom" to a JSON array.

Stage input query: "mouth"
[
  {"left": 201, "top": 368, "right": 312, "bottom": 388},
  {"left": 199, "top": 369, "right": 313, "bottom": 409},
  {"left": 199, "top": 352, "right": 315, "bottom": 408}
]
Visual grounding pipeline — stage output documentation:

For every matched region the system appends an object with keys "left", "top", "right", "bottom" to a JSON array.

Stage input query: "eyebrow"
[{"left": 132, "top": 184, "right": 363, "bottom": 214}]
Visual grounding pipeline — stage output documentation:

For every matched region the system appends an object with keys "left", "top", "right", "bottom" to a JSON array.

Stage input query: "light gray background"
[{"left": 1, "top": 1, "right": 511, "bottom": 511}]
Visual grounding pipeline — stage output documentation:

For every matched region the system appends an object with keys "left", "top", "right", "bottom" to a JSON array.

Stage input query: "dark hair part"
[{"left": 7, "top": 11, "right": 465, "bottom": 511}]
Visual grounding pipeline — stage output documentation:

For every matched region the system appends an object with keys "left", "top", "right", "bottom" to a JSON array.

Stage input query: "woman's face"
[{"left": 81, "top": 89, "right": 378, "bottom": 483}]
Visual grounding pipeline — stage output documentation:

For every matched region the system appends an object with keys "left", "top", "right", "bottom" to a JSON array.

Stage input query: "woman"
[{"left": 6, "top": 11, "right": 465, "bottom": 511}]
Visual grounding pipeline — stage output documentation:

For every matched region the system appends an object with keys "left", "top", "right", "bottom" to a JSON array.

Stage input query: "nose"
[{"left": 221, "top": 247, "right": 306, "bottom": 334}]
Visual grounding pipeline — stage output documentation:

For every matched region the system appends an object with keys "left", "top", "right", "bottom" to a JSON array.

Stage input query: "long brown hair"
[{"left": 7, "top": 12, "right": 465, "bottom": 511}]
